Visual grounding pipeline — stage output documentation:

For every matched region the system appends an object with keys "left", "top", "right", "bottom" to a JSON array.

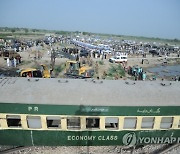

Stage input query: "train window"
[
  {"left": 141, "top": 117, "right": 154, "bottom": 129},
  {"left": 67, "top": 117, "right": 80, "bottom": 130},
  {"left": 6, "top": 115, "right": 21, "bottom": 128},
  {"left": 124, "top": 117, "right": 137, "bottom": 129},
  {"left": 27, "top": 116, "right": 42, "bottom": 129},
  {"left": 160, "top": 117, "right": 173, "bottom": 129},
  {"left": 46, "top": 116, "right": 61, "bottom": 129},
  {"left": 178, "top": 119, "right": 180, "bottom": 128},
  {"left": 86, "top": 118, "right": 100, "bottom": 129},
  {"left": 105, "top": 117, "right": 118, "bottom": 129}
]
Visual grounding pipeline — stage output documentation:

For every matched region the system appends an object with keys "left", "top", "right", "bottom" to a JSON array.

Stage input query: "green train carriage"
[{"left": 0, "top": 77, "right": 180, "bottom": 146}]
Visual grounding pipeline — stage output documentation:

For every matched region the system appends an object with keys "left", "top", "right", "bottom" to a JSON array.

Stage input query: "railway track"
[
  {"left": 150, "top": 143, "right": 180, "bottom": 154},
  {"left": 0, "top": 146, "right": 29, "bottom": 154},
  {"left": 0, "top": 145, "right": 180, "bottom": 154}
]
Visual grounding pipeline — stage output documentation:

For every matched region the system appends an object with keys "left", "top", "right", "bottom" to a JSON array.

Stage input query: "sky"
[{"left": 0, "top": 0, "right": 180, "bottom": 39}]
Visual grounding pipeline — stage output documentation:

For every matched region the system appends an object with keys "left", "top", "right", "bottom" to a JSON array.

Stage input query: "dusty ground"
[
  {"left": 1, "top": 144, "right": 180, "bottom": 154},
  {"left": 0, "top": 42, "right": 179, "bottom": 80}
]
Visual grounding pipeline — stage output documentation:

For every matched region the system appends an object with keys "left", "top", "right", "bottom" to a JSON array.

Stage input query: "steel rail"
[{"left": 0, "top": 146, "right": 30, "bottom": 154}]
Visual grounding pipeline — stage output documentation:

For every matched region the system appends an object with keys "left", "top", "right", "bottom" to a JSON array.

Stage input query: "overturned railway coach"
[{"left": 0, "top": 77, "right": 180, "bottom": 146}]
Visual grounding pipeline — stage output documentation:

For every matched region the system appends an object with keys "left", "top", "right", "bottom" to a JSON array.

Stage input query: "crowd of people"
[
  {"left": 128, "top": 66, "right": 147, "bottom": 81},
  {"left": 0, "top": 35, "right": 180, "bottom": 80}
]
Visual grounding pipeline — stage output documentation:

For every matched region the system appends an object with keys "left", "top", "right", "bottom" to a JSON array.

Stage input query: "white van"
[{"left": 109, "top": 55, "right": 127, "bottom": 63}]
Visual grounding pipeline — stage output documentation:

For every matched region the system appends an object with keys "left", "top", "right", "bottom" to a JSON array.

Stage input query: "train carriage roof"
[{"left": 0, "top": 77, "right": 179, "bottom": 106}]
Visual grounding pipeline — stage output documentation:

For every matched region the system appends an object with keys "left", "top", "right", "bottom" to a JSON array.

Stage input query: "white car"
[{"left": 109, "top": 56, "right": 127, "bottom": 63}]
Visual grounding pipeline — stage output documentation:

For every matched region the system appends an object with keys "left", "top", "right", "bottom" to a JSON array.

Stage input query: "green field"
[{"left": 0, "top": 27, "right": 180, "bottom": 46}]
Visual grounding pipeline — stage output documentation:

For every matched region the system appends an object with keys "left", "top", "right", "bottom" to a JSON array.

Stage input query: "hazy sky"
[{"left": 0, "top": 0, "right": 180, "bottom": 39}]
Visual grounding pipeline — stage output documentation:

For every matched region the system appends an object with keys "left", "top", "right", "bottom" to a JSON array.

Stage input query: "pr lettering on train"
[{"left": 28, "top": 106, "right": 39, "bottom": 112}]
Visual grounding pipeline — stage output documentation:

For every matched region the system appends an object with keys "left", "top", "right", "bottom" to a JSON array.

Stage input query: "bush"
[
  {"left": 54, "top": 63, "right": 65, "bottom": 74},
  {"left": 98, "top": 61, "right": 104, "bottom": 65},
  {"left": 24, "top": 28, "right": 29, "bottom": 33},
  {"left": 107, "top": 64, "right": 125, "bottom": 79},
  {"left": 11, "top": 29, "right": 16, "bottom": 33}
]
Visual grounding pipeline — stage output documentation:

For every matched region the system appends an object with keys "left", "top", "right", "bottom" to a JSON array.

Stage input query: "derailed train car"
[{"left": 0, "top": 77, "right": 180, "bottom": 146}]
